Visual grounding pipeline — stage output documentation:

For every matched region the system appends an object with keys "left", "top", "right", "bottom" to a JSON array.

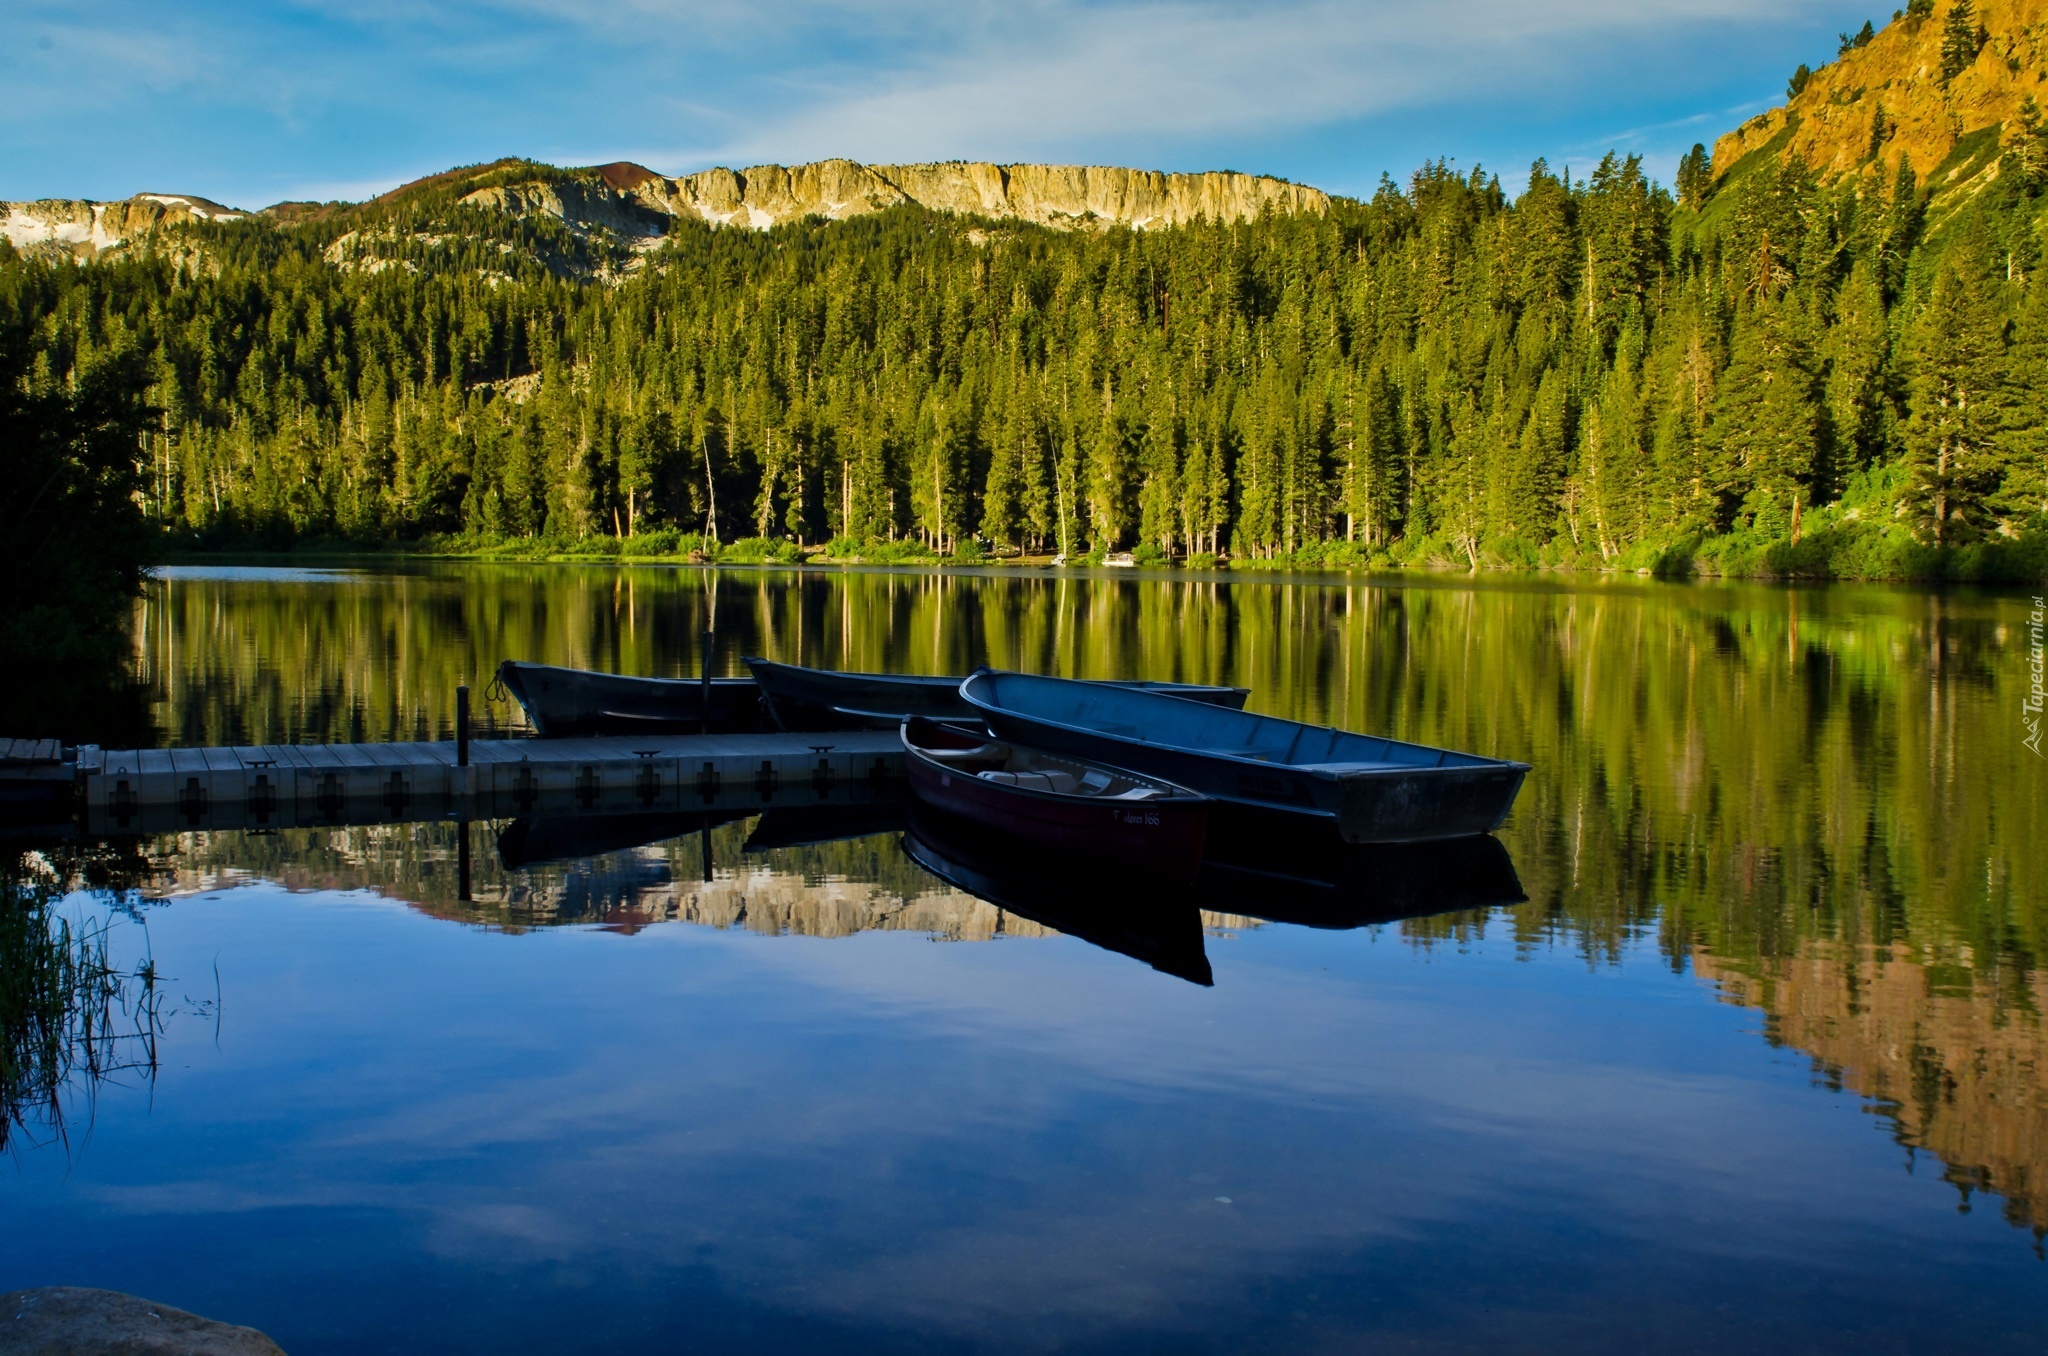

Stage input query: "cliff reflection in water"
[
  {"left": 1699, "top": 942, "right": 2048, "bottom": 1241},
  {"left": 155, "top": 818, "right": 1032, "bottom": 940},
  {"left": 152, "top": 810, "right": 1522, "bottom": 987},
  {"left": 132, "top": 564, "right": 2046, "bottom": 1240}
]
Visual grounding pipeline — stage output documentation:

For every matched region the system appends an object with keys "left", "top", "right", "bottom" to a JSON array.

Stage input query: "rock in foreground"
[{"left": 0, "top": 1288, "right": 284, "bottom": 1356}]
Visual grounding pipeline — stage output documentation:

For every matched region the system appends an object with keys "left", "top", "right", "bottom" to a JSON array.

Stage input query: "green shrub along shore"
[{"left": 169, "top": 509, "right": 2048, "bottom": 583}]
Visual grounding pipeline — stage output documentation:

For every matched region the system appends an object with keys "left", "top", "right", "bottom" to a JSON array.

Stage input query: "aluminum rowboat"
[
  {"left": 496, "top": 660, "right": 760, "bottom": 737},
  {"left": 959, "top": 670, "right": 1529, "bottom": 844},
  {"left": 900, "top": 716, "right": 1209, "bottom": 878}
]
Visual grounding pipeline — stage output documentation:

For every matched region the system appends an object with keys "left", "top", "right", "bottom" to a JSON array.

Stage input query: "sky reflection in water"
[
  {"left": 1, "top": 825, "right": 2039, "bottom": 1356},
  {"left": 2, "top": 564, "right": 2043, "bottom": 1353}
]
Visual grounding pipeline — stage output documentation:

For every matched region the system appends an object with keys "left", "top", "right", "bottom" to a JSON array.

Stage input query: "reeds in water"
[{"left": 0, "top": 857, "right": 163, "bottom": 1153}]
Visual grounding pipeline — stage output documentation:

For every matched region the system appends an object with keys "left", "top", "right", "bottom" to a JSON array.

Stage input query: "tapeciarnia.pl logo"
[{"left": 2027, "top": 595, "right": 2046, "bottom": 758}]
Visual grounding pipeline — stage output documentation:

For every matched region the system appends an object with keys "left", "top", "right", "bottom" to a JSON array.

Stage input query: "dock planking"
[
  {"left": 0, "top": 737, "right": 75, "bottom": 807},
  {"left": 83, "top": 732, "right": 906, "bottom": 835}
]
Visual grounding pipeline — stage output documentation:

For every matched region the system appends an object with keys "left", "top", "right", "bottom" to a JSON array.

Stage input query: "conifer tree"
[
  {"left": 1707, "top": 300, "right": 1823, "bottom": 535},
  {"left": 1053, "top": 419, "right": 1082, "bottom": 559},
  {"left": 979, "top": 372, "right": 1023, "bottom": 550},
  {"left": 1582, "top": 154, "right": 1667, "bottom": 345},
  {"left": 1997, "top": 276, "right": 2048, "bottom": 519},
  {"left": 1675, "top": 146, "right": 1713, "bottom": 211},
  {"left": 2003, "top": 96, "right": 2048, "bottom": 193},
  {"left": 1087, "top": 383, "right": 1129, "bottom": 549},
  {"left": 1589, "top": 321, "right": 1652, "bottom": 550},
  {"left": 1904, "top": 233, "right": 2009, "bottom": 542},
  {"left": 1137, "top": 386, "right": 1181, "bottom": 553},
  {"left": 1825, "top": 262, "right": 1892, "bottom": 473},
  {"left": 1940, "top": 0, "right": 1983, "bottom": 83},
  {"left": 1440, "top": 393, "right": 1489, "bottom": 566}
]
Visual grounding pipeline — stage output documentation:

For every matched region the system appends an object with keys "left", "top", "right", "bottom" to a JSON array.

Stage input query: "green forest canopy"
[{"left": 5, "top": 138, "right": 2048, "bottom": 579}]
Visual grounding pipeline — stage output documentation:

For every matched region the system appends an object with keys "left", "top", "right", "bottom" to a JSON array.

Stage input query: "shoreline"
[{"left": 147, "top": 535, "right": 2048, "bottom": 588}]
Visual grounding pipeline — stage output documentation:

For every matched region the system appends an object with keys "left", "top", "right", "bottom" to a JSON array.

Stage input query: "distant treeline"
[{"left": 5, "top": 143, "right": 2048, "bottom": 578}]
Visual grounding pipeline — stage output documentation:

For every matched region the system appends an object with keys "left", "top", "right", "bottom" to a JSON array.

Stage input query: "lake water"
[{"left": 5, "top": 563, "right": 2045, "bottom": 1353}]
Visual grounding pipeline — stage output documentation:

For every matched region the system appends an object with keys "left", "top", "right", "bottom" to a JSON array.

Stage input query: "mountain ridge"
[
  {"left": 1, "top": 192, "right": 246, "bottom": 260},
  {"left": 0, "top": 158, "right": 1332, "bottom": 265},
  {"left": 12, "top": 1, "right": 2048, "bottom": 268}
]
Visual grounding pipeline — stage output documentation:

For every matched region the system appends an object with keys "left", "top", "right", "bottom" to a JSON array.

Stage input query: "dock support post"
[
  {"left": 700, "top": 630, "right": 714, "bottom": 736},
  {"left": 456, "top": 680, "right": 473, "bottom": 901}
]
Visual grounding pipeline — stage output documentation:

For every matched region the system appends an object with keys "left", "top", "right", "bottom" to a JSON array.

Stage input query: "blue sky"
[{"left": 4, "top": 1, "right": 1880, "bottom": 208}]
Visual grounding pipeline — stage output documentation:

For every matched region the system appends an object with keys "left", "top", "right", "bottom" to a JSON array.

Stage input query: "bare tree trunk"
[
  {"left": 701, "top": 434, "right": 718, "bottom": 544},
  {"left": 1936, "top": 439, "right": 1951, "bottom": 545}
]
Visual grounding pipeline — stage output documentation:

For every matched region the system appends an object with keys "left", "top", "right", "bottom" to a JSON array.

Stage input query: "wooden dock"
[{"left": 80, "top": 732, "right": 906, "bottom": 835}]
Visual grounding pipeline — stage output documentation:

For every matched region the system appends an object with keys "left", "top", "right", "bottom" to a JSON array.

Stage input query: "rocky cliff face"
[
  {"left": 3, "top": 160, "right": 1327, "bottom": 271},
  {"left": 1712, "top": 0, "right": 2048, "bottom": 189},
  {"left": 462, "top": 176, "right": 674, "bottom": 240},
  {"left": 628, "top": 159, "right": 1331, "bottom": 231},
  {"left": 0, "top": 192, "right": 244, "bottom": 260},
  {"left": 451, "top": 158, "right": 1330, "bottom": 238}
]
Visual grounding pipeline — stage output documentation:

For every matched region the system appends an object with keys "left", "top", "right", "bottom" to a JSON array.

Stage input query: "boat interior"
[
  {"left": 970, "top": 672, "right": 1502, "bottom": 771},
  {"left": 906, "top": 721, "right": 1185, "bottom": 801}
]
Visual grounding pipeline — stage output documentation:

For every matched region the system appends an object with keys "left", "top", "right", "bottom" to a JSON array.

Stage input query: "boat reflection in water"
[
  {"left": 902, "top": 802, "right": 1526, "bottom": 984},
  {"left": 738, "top": 801, "right": 913, "bottom": 853},
  {"left": 497, "top": 810, "right": 751, "bottom": 871},
  {"left": 902, "top": 803, "right": 1218, "bottom": 986},
  {"left": 486, "top": 798, "right": 1522, "bottom": 986},
  {"left": 1199, "top": 821, "right": 1527, "bottom": 930}
]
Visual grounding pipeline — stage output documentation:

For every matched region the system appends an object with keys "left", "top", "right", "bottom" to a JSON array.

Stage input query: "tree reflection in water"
[{"left": 113, "top": 565, "right": 2048, "bottom": 1242}]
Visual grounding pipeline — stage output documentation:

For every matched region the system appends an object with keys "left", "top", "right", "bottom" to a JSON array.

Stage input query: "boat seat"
[
  {"left": 1108, "top": 786, "right": 1163, "bottom": 800},
  {"left": 979, "top": 769, "right": 1080, "bottom": 793},
  {"left": 922, "top": 741, "right": 1009, "bottom": 763}
]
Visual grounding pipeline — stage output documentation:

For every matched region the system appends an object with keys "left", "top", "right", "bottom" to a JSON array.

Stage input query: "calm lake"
[{"left": 5, "top": 562, "right": 2045, "bottom": 1353}]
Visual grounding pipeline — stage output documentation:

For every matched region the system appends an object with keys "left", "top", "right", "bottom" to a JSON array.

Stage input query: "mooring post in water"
[
  {"left": 458, "top": 819, "right": 472, "bottom": 902},
  {"left": 456, "top": 684, "right": 471, "bottom": 768},
  {"left": 700, "top": 629, "right": 714, "bottom": 736}
]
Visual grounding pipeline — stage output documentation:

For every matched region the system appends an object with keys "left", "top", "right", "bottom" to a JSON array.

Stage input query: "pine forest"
[{"left": 6, "top": 131, "right": 2048, "bottom": 580}]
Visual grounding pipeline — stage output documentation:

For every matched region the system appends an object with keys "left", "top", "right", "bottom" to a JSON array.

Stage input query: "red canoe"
[{"left": 900, "top": 717, "right": 1210, "bottom": 878}]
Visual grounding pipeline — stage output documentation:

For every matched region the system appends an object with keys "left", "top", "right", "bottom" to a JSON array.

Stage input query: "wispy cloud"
[
  {"left": 2, "top": 0, "right": 1858, "bottom": 205},
  {"left": 652, "top": 0, "right": 1824, "bottom": 171}
]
